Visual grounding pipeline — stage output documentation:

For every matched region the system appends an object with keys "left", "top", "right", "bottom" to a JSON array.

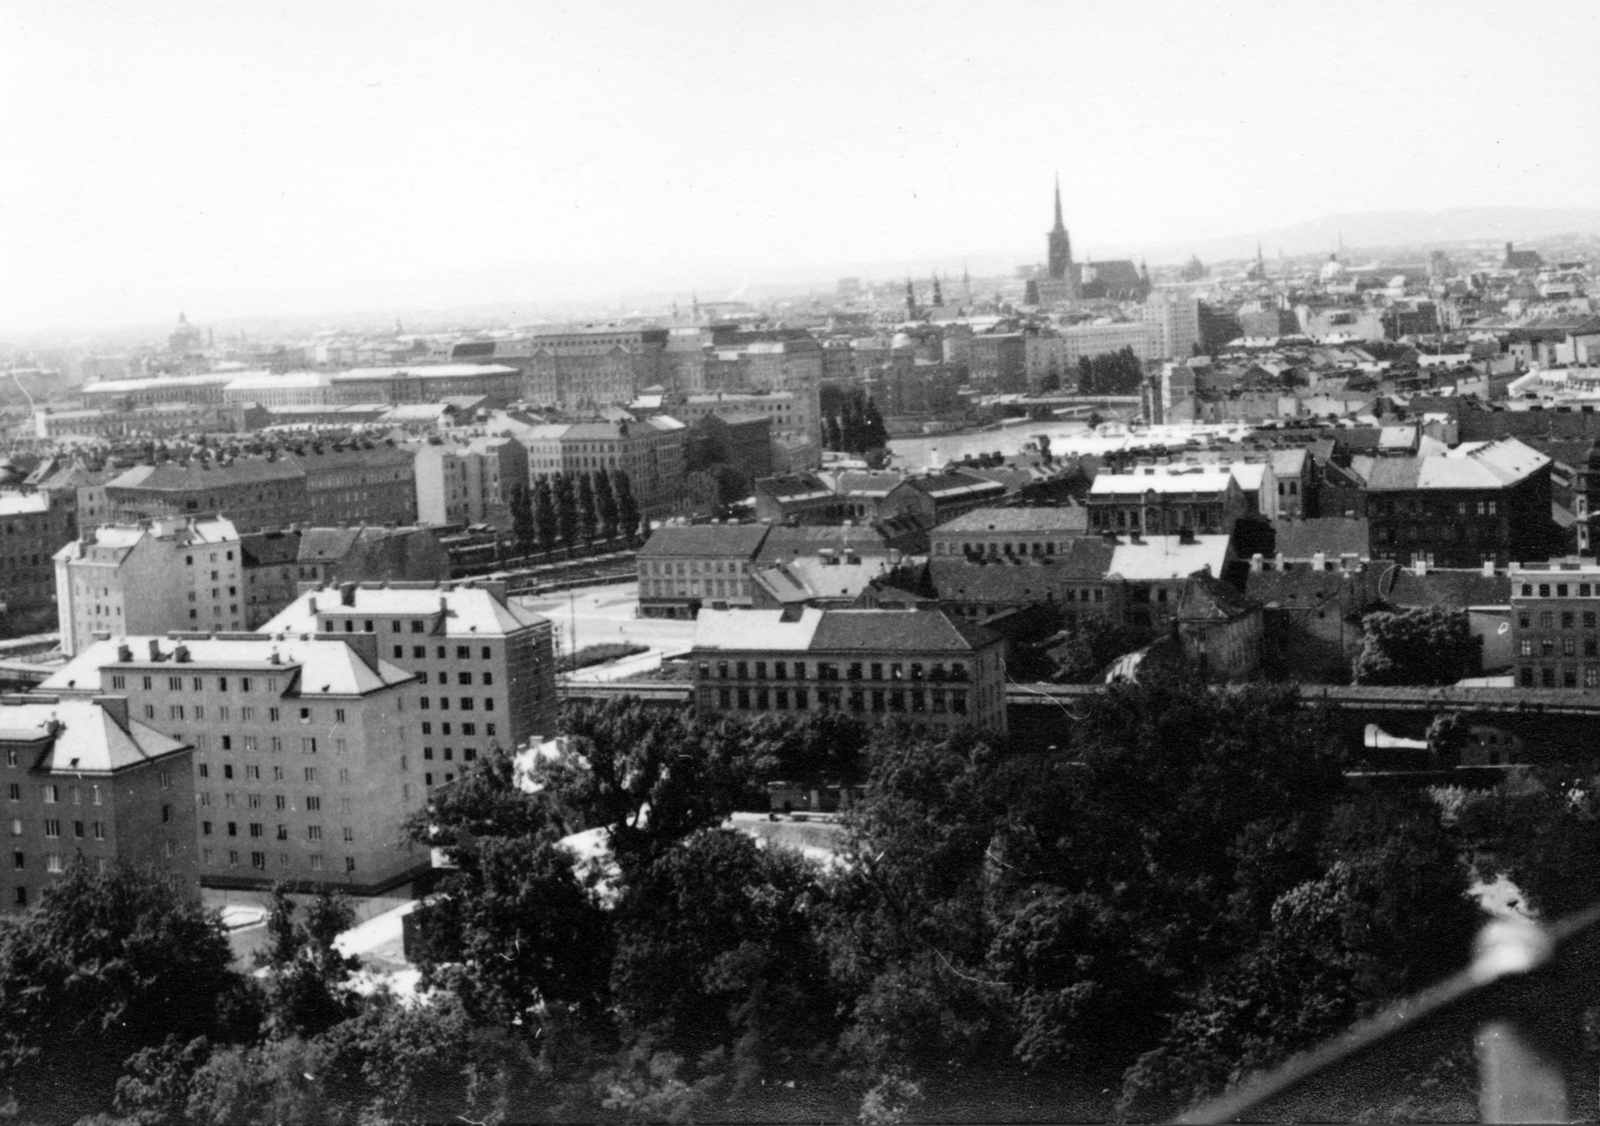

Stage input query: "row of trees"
[
  {"left": 13, "top": 682, "right": 1600, "bottom": 1121},
  {"left": 820, "top": 388, "right": 890, "bottom": 455},
  {"left": 508, "top": 467, "right": 643, "bottom": 558},
  {"left": 1076, "top": 345, "right": 1146, "bottom": 395}
]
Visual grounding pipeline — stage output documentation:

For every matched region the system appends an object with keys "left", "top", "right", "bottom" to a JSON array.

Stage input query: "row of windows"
[
  {"left": 712, "top": 686, "right": 970, "bottom": 715},
  {"left": 202, "top": 821, "right": 354, "bottom": 842},
  {"left": 200, "top": 848, "right": 356, "bottom": 873},
  {"left": 1519, "top": 638, "right": 1600, "bottom": 658},
  {"left": 934, "top": 541, "right": 1067, "bottom": 557},
  {"left": 141, "top": 704, "right": 345, "bottom": 726},
  {"left": 8, "top": 782, "right": 103, "bottom": 803},
  {"left": 704, "top": 659, "right": 970, "bottom": 682},
  {"left": 1372, "top": 498, "right": 1499, "bottom": 517},
  {"left": 11, "top": 818, "right": 111, "bottom": 838},
  {"left": 641, "top": 560, "right": 752, "bottom": 576},
  {"left": 1518, "top": 581, "right": 1600, "bottom": 598},
  {"left": 418, "top": 696, "right": 495, "bottom": 712},
  {"left": 1520, "top": 665, "right": 1600, "bottom": 689},
  {"left": 111, "top": 674, "right": 278, "bottom": 693},
  {"left": 1519, "top": 611, "right": 1600, "bottom": 629}
]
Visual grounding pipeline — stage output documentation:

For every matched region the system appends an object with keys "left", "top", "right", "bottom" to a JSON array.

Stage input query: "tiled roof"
[
  {"left": 900, "top": 471, "right": 1008, "bottom": 499},
  {"left": 933, "top": 506, "right": 1089, "bottom": 535},
  {"left": 1176, "top": 575, "right": 1256, "bottom": 622},
  {"left": 262, "top": 583, "right": 547, "bottom": 636},
  {"left": 239, "top": 529, "right": 302, "bottom": 568},
  {"left": 1384, "top": 569, "right": 1511, "bottom": 609},
  {"left": 755, "top": 524, "right": 893, "bottom": 563},
  {"left": 755, "top": 474, "right": 833, "bottom": 502},
  {"left": 1246, "top": 568, "right": 1377, "bottom": 612},
  {"left": 810, "top": 608, "right": 996, "bottom": 652},
  {"left": 638, "top": 524, "right": 771, "bottom": 559},
  {"left": 43, "top": 635, "right": 415, "bottom": 697},
  {"left": 1274, "top": 517, "right": 1371, "bottom": 559},
  {"left": 1108, "top": 535, "right": 1231, "bottom": 581},
  {"left": 107, "top": 459, "right": 303, "bottom": 492},
  {"left": 0, "top": 697, "right": 189, "bottom": 775},
  {"left": 1365, "top": 439, "right": 1550, "bottom": 491}
]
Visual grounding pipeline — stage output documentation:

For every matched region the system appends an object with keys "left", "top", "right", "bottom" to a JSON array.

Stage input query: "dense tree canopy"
[
  {"left": 0, "top": 689, "right": 1535, "bottom": 1122},
  {"left": 1352, "top": 606, "right": 1482, "bottom": 686}
]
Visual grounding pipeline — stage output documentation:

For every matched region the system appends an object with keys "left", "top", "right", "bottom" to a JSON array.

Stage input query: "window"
[
  {"left": 334, "top": 708, "right": 346, "bottom": 724},
  {"left": 43, "top": 819, "right": 59, "bottom": 838},
  {"left": 304, "top": 767, "right": 318, "bottom": 783},
  {"left": 305, "top": 795, "right": 321, "bottom": 811},
  {"left": 310, "top": 854, "right": 324, "bottom": 871},
  {"left": 307, "top": 825, "right": 323, "bottom": 841},
  {"left": 42, "top": 784, "right": 58, "bottom": 804}
]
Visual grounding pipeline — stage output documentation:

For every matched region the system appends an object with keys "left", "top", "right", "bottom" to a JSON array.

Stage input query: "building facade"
[
  {"left": 0, "top": 694, "right": 196, "bottom": 913},
  {"left": 262, "top": 580, "right": 556, "bottom": 753},
  {"left": 414, "top": 436, "right": 529, "bottom": 533},
  {"left": 521, "top": 328, "right": 669, "bottom": 410},
  {"left": 54, "top": 518, "right": 244, "bottom": 657},
  {"left": 690, "top": 607, "right": 1007, "bottom": 736},
  {"left": 0, "top": 491, "right": 76, "bottom": 631},
  {"left": 1510, "top": 561, "right": 1600, "bottom": 690},
  {"left": 41, "top": 633, "right": 430, "bottom": 893},
  {"left": 637, "top": 524, "right": 773, "bottom": 618}
]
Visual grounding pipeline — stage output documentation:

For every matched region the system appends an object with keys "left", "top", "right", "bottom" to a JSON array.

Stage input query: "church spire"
[{"left": 1053, "top": 173, "right": 1065, "bottom": 231}]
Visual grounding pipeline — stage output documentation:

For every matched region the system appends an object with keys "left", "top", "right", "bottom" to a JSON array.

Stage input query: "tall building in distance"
[{"left": 1041, "top": 176, "right": 1079, "bottom": 303}]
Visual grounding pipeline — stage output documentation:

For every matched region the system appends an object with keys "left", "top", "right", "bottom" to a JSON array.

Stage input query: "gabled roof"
[
  {"left": 932, "top": 506, "right": 1088, "bottom": 535},
  {"left": 898, "top": 471, "right": 1008, "bottom": 500},
  {"left": 262, "top": 583, "right": 547, "bottom": 636},
  {"left": 756, "top": 524, "right": 894, "bottom": 563},
  {"left": 43, "top": 635, "right": 415, "bottom": 697},
  {"left": 1108, "top": 534, "right": 1231, "bottom": 581},
  {"left": 1274, "top": 517, "right": 1371, "bottom": 560},
  {"left": 0, "top": 697, "right": 189, "bottom": 775},
  {"left": 107, "top": 459, "right": 304, "bottom": 492},
  {"left": 1177, "top": 574, "right": 1256, "bottom": 622},
  {"left": 1365, "top": 439, "right": 1550, "bottom": 491},
  {"left": 1384, "top": 569, "right": 1511, "bottom": 609},
  {"left": 639, "top": 524, "right": 771, "bottom": 559},
  {"left": 755, "top": 474, "right": 833, "bottom": 503},
  {"left": 809, "top": 608, "right": 997, "bottom": 652}
]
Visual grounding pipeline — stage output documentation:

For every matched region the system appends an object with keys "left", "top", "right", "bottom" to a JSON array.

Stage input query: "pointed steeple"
[
  {"left": 1046, "top": 176, "right": 1075, "bottom": 295},
  {"left": 931, "top": 273, "right": 944, "bottom": 307},
  {"left": 1053, "top": 174, "right": 1065, "bottom": 231}
]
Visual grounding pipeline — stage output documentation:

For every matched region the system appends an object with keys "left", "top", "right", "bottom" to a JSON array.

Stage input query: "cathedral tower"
[{"left": 1045, "top": 176, "right": 1078, "bottom": 300}]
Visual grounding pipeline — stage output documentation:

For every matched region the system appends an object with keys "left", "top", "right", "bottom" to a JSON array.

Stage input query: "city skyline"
[{"left": 2, "top": 0, "right": 1598, "bottom": 335}]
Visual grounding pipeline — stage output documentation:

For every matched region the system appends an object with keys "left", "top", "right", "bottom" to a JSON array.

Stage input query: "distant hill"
[{"left": 1115, "top": 207, "right": 1600, "bottom": 265}]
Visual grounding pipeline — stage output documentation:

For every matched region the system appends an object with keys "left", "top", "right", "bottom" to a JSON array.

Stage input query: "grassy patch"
[{"left": 558, "top": 642, "right": 649, "bottom": 673}]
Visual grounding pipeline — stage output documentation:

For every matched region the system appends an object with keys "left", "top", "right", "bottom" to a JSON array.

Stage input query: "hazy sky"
[{"left": 3, "top": 0, "right": 1597, "bottom": 334}]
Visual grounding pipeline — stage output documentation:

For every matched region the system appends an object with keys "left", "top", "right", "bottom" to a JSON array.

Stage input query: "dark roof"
[
  {"left": 899, "top": 470, "right": 1009, "bottom": 499},
  {"left": 1274, "top": 517, "right": 1371, "bottom": 560},
  {"left": 239, "top": 529, "right": 302, "bottom": 568},
  {"left": 1176, "top": 574, "right": 1256, "bottom": 622},
  {"left": 755, "top": 474, "right": 831, "bottom": 501},
  {"left": 108, "top": 459, "right": 304, "bottom": 492},
  {"left": 1384, "top": 569, "right": 1511, "bottom": 609},
  {"left": 927, "top": 540, "right": 1116, "bottom": 604},
  {"left": 934, "top": 505, "right": 1088, "bottom": 535},
  {"left": 809, "top": 608, "right": 997, "bottom": 653},
  {"left": 756, "top": 524, "right": 893, "bottom": 563},
  {"left": 1246, "top": 568, "right": 1377, "bottom": 613},
  {"left": 639, "top": 523, "right": 772, "bottom": 559}
]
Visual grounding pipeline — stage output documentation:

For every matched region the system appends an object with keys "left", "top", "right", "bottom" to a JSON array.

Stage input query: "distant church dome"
[{"left": 1319, "top": 256, "right": 1347, "bottom": 283}]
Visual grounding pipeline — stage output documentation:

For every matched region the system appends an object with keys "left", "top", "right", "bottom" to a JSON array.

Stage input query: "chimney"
[
  {"left": 269, "top": 650, "right": 282, "bottom": 665},
  {"left": 1313, "top": 551, "right": 1327, "bottom": 572},
  {"left": 308, "top": 594, "right": 317, "bottom": 613},
  {"left": 147, "top": 639, "right": 162, "bottom": 662},
  {"left": 116, "top": 643, "right": 132, "bottom": 663},
  {"left": 1250, "top": 552, "right": 1263, "bottom": 572},
  {"left": 1179, "top": 527, "right": 1197, "bottom": 546},
  {"left": 1414, "top": 556, "right": 1428, "bottom": 576},
  {"left": 1482, "top": 559, "right": 1495, "bottom": 578},
  {"left": 94, "top": 694, "right": 129, "bottom": 728},
  {"left": 1274, "top": 551, "right": 1285, "bottom": 570},
  {"left": 174, "top": 644, "right": 190, "bottom": 663},
  {"left": 340, "top": 582, "right": 357, "bottom": 607}
]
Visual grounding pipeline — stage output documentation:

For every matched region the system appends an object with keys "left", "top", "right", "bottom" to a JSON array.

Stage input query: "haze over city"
[{"left": 3, "top": 0, "right": 1598, "bottom": 335}]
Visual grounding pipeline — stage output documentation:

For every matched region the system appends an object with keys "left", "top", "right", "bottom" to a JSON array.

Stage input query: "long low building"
[{"left": 689, "top": 606, "right": 1008, "bottom": 735}]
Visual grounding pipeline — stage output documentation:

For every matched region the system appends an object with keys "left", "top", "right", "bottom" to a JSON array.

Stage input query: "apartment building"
[
  {"left": 930, "top": 506, "right": 1090, "bottom": 558},
  {"left": 513, "top": 417, "right": 687, "bottom": 516},
  {"left": 521, "top": 327, "right": 669, "bottom": 410},
  {"left": 690, "top": 607, "right": 1007, "bottom": 736},
  {"left": 327, "top": 364, "right": 522, "bottom": 408},
  {"left": 54, "top": 517, "right": 244, "bottom": 656},
  {"left": 288, "top": 445, "right": 418, "bottom": 528},
  {"left": 261, "top": 580, "right": 557, "bottom": 752},
  {"left": 105, "top": 460, "right": 307, "bottom": 531},
  {"left": 1510, "top": 560, "right": 1600, "bottom": 690},
  {"left": 1087, "top": 466, "right": 1246, "bottom": 536},
  {"left": 0, "top": 694, "right": 196, "bottom": 913},
  {"left": 0, "top": 491, "right": 76, "bottom": 631},
  {"left": 414, "top": 436, "right": 529, "bottom": 533},
  {"left": 637, "top": 524, "right": 773, "bottom": 618},
  {"left": 41, "top": 633, "right": 429, "bottom": 893}
]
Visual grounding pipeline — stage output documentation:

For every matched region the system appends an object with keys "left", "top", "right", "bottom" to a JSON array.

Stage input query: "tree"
[
  {"left": 510, "top": 482, "right": 535, "bottom": 556},
  {"left": 1352, "top": 606, "right": 1481, "bottom": 686},
  {"left": 613, "top": 470, "right": 643, "bottom": 542},
  {"left": 594, "top": 468, "right": 621, "bottom": 541},
  {"left": 254, "top": 886, "right": 361, "bottom": 1040},
  {"left": 576, "top": 472, "right": 599, "bottom": 544},
  {"left": 862, "top": 397, "right": 889, "bottom": 450},
  {"left": 533, "top": 476, "right": 559, "bottom": 553},
  {"left": 824, "top": 414, "right": 843, "bottom": 453},
  {"left": 0, "top": 862, "right": 255, "bottom": 1122},
  {"left": 553, "top": 473, "right": 580, "bottom": 552}
]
